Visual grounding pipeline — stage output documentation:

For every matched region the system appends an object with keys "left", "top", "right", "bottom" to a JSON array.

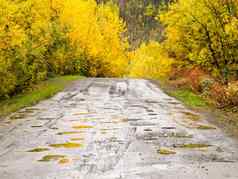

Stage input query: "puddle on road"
[
  {"left": 161, "top": 127, "right": 176, "bottom": 130},
  {"left": 24, "top": 108, "right": 40, "bottom": 113},
  {"left": 182, "top": 111, "right": 200, "bottom": 121},
  {"left": 27, "top": 148, "right": 50, "bottom": 152},
  {"left": 58, "top": 158, "right": 70, "bottom": 165},
  {"left": 196, "top": 124, "right": 216, "bottom": 130},
  {"left": 72, "top": 125, "right": 94, "bottom": 129},
  {"left": 176, "top": 143, "right": 212, "bottom": 149},
  {"left": 144, "top": 128, "right": 153, "bottom": 132},
  {"left": 10, "top": 108, "right": 40, "bottom": 120},
  {"left": 111, "top": 118, "right": 128, "bottom": 123},
  {"left": 70, "top": 137, "right": 84, "bottom": 141},
  {"left": 49, "top": 142, "right": 83, "bottom": 148},
  {"left": 10, "top": 113, "right": 27, "bottom": 120},
  {"left": 73, "top": 112, "right": 91, "bottom": 116},
  {"left": 38, "top": 155, "right": 66, "bottom": 162},
  {"left": 57, "top": 131, "right": 83, "bottom": 135},
  {"left": 168, "top": 101, "right": 180, "bottom": 105},
  {"left": 158, "top": 148, "right": 176, "bottom": 155},
  {"left": 159, "top": 132, "right": 193, "bottom": 138},
  {"left": 72, "top": 118, "right": 95, "bottom": 122},
  {"left": 31, "top": 125, "right": 43, "bottom": 128},
  {"left": 101, "top": 131, "right": 107, "bottom": 134}
]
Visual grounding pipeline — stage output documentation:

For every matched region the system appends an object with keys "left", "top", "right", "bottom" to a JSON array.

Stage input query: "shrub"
[
  {"left": 60, "top": 0, "right": 129, "bottom": 77},
  {"left": 199, "top": 77, "right": 215, "bottom": 96},
  {"left": 128, "top": 41, "right": 173, "bottom": 79},
  {"left": 210, "top": 82, "right": 230, "bottom": 108},
  {"left": 185, "top": 67, "right": 206, "bottom": 92},
  {"left": 160, "top": 0, "right": 238, "bottom": 80},
  {"left": 0, "top": 0, "right": 129, "bottom": 98},
  {"left": 226, "top": 81, "right": 238, "bottom": 106}
]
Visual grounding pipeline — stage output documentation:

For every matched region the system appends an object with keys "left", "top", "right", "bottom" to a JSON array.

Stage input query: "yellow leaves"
[
  {"left": 60, "top": 0, "right": 128, "bottom": 77},
  {"left": 158, "top": 0, "right": 238, "bottom": 79},
  {"left": 129, "top": 41, "right": 173, "bottom": 79}
]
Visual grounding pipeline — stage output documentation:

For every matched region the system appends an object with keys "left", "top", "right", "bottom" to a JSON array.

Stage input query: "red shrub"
[
  {"left": 186, "top": 67, "right": 207, "bottom": 92},
  {"left": 210, "top": 82, "right": 230, "bottom": 108}
]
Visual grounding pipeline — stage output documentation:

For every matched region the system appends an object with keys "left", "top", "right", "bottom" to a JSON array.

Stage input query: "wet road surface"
[{"left": 1, "top": 78, "right": 238, "bottom": 179}]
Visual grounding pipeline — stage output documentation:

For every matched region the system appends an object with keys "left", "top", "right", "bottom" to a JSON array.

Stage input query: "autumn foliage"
[
  {"left": 128, "top": 41, "right": 173, "bottom": 79},
  {"left": 0, "top": 0, "right": 128, "bottom": 98},
  {"left": 160, "top": 0, "right": 238, "bottom": 83}
]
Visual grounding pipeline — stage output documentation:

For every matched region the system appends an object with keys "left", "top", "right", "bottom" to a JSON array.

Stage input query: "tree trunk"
[{"left": 119, "top": 0, "right": 126, "bottom": 19}]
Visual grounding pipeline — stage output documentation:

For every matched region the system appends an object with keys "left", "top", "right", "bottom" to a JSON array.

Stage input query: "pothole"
[
  {"left": 161, "top": 127, "right": 176, "bottom": 130},
  {"left": 38, "top": 155, "right": 66, "bottom": 162},
  {"left": 49, "top": 142, "right": 83, "bottom": 148},
  {"left": 159, "top": 132, "right": 193, "bottom": 138},
  {"left": 73, "top": 112, "right": 91, "bottom": 116},
  {"left": 27, "top": 148, "right": 50, "bottom": 152},
  {"left": 58, "top": 158, "right": 70, "bottom": 165},
  {"left": 70, "top": 137, "right": 84, "bottom": 141},
  {"left": 158, "top": 148, "right": 176, "bottom": 155},
  {"left": 10, "top": 113, "right": 27, "bottom": 120},
  {"left": 72, "top": 125, "right": 94, "bottom": 129},
  {"left": 175, "top": 143, "right": 212, "bottom": 149},
  {"left": 182, "top": 111, "right": 200, "bottom": 121},
  {"left": 196, "top": 124, "right": 216, "bottom": 130},
  {"left": 57, "top": 131, "right": 83, "bottom": 135},
  {"left": 31, "top": 125, "right": 43, "bottom": 128}
]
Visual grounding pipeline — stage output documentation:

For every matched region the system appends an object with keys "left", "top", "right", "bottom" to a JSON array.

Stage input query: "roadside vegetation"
[
  {"left": 0, "top": 0, "right": 127, "bottom": 99},
  {"left": 0, "top": 75, "right": 81, "bottom": 117}
]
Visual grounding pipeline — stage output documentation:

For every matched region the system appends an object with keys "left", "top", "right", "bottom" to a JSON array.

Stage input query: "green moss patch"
[{"left": 168, "top": 89, "right": 207, "bottom": 108}]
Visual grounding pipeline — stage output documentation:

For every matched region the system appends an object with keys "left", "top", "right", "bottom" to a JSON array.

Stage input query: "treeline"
[
  {"left": 126, "top": 0, "right": 238, "bottom": 107},
  {"left": 157, "top": 0, "right": 238, "bottom": 107},
  {"left": 0, "top": 0, "right": 128, "bottom": 98},
  {"left": 1, "top": 0, "right": 238, "bottom": 106},
  {"left": 160, "top": 0, "right": 238, "bottom": 83}
]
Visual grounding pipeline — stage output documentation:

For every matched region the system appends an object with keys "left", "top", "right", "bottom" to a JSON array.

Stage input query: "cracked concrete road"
[{"left": 1, "top": 78, "right": 238, "bottom": 179}]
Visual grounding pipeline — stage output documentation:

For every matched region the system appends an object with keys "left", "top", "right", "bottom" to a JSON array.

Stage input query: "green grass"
[
  {"left": 168, "top": 89, "right": 207, "bottom": 108},
  {"left": 0, "top": 75, "right": 82, "bottom": 117}
]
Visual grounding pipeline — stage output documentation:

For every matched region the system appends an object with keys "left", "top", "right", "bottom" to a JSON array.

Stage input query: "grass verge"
[
  {"left": 0, "top": 75, "right": 82, "bottom": 118},
  {"left": 153, "top": 79, "right": 238, "bottom": 137},
  {"left": 154, "top": 80, "right": 207, "bottom": 108},
  {"left": 168, "top": 89, "right": 207, "bottom": 108}
]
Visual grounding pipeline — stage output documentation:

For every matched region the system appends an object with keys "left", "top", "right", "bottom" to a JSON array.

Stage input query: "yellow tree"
[
  {"left": 128, "top": 41, "right": 173, "bottom": 79},
  {"left": 60, "top": 0, "right": 129, "bottom": 77},
  {"left": 160, "top": 0, "right": 238, "bottom": 83}
]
